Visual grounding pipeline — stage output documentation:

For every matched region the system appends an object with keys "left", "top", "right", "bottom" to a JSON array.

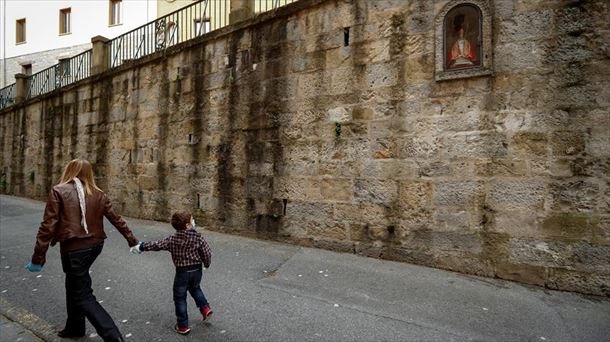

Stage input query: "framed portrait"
[
  {"left": 444, "top": 4, "right": 481, "bottom": 70},
  {"left": 434, "top": 0, "right": 492, "bottom": 81}
]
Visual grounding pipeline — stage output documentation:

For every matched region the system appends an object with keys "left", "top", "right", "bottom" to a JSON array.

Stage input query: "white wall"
[{"left": 1, "top": 0, "right": 157, "bottom": 59}]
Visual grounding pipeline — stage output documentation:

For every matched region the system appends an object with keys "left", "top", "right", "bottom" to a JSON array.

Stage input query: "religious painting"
[{"left": 444, "top": 4, "right": 481, "bottom": 70}]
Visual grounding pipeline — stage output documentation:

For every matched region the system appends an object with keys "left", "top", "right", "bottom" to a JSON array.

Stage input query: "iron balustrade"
[
  {"left": 0, "top": 84, "right": 16, "bottom": 110},
  {"left": 108, "top": 0, "right": 229, "bottom": 68},
  {"left": 1, "top": 0, "right": 298, "bottom": 110},
  {"left": 108, "top": 0, "right": 298, "bottom": 68},
  {"left": 254, "top": 0, "right": 297, "bottom": 13},
  {"left": 26, "top": 49, "right": 92, "bottom": 99}
]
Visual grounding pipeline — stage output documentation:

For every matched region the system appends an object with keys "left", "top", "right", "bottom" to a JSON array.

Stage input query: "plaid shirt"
[{"left": 140, "top": 229, "right": 212, "bottom": 268}]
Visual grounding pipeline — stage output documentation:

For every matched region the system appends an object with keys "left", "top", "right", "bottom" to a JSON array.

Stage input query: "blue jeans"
[{"left": 173, "top": 265, "right": 209, "bottom": 327}]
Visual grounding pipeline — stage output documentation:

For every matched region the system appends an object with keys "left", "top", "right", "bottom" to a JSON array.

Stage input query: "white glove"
[{"left": 130, "top": 243, "right": 142, "bottom": 255}]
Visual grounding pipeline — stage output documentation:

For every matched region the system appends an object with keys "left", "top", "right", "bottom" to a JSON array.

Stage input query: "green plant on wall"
[{"left": 334, "top": 122, "right": 341, "bottom": 140}]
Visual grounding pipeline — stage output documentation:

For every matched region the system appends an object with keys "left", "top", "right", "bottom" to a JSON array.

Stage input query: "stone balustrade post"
[
  {"left": 229, "top": 0, "right": 255, "bottom": 24},
  {"left": 14, "top": 73, "right": 28, "bottom": 103},
  {"left": 91, "top": 36, "right": 110, "bottom": 75}
]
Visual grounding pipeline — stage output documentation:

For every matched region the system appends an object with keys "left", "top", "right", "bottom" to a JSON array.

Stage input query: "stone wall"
[{"left": 1, "top": 0, "right": 608, "bottom": 296}]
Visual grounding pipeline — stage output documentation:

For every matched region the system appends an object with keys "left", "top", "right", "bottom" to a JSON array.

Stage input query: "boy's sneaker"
[
  {"left": 201, "top": 306, "right": 213, "bottom": 321},
  {"left": 174, "top": 324, "right": 191, "bottom": 335}
]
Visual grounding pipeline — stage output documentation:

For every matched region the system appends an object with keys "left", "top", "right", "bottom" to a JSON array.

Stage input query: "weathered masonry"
[{"left": 1, "top": 0, "right": 608, "bottom": 296}]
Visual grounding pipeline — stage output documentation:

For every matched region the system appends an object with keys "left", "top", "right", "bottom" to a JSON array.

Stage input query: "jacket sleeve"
[
  {"left": 198, "top": 237, "right": 212, "bottom": 268},
  {"left": 140, "top": 236, "right": 171, "bottom": 252},
  {"left": 103, "top": 194, "right": 138, "bottom": 247},
  {"left": 31, "top": 189, "right": 61, "bottom": 265}
]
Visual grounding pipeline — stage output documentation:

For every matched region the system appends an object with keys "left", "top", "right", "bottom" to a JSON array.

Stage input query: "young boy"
[{"left": 133, "top": 211, "right": 212, "bottom": 335}]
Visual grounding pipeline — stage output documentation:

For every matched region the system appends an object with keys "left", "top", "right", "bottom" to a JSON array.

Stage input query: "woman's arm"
[
  {"left": 103, "top": 194, "right": 138, "bottom": 247},
  {"left": 31, "top": 189, "right": 61, "bottom": 265}
]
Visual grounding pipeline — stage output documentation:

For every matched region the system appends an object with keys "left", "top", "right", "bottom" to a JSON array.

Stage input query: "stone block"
[
  {"left": 318, "top": 160, "right": 361, "bottom": 178},
  {"left": 352, "top": 106, "right": 374, "bottom": 120},
  {"left": 434, "top": 251, "right": 495, "bottom": 277},
  {"left": 434, "top": 181, "right": 483, "bottom": 207},
  {"left": 273, "top": 177, "right": 321, "bottom": 201},
  {"left": 494, "top": 211, "right": 538, "bottom": 238},
  {"left": 333, "top": 203, "right": 391, "bottom": 225},
  {"left": 365, "top": 62, "right": 398, "bottom": 89},
  {"left": 475, "top": 158, "right": 528, "bottom": 177},
  {"left": 551, "top": 131, "right": 586, "bottom": 156},
  {"left": 508, "top": 239, "right": 568, "bottom": 267},
  {"left": 402, "top": 229, "right": 482, "bottom": 254},
  {"left": 313, "top": 238, "right": 354, "bottom": 254},
  {"left": 354, "top": 179, "right": 398, "bottom": 205},
  {"left": 327, "top": 107, "right": 351, "bottom": 123},
  {"left": 546, "top": 268, "right": 610, "bottom": 297},
  {"left": 550, "top": 180, "right": 600, "bottom": 211},
  {"left": 510, "top": 132, "right": 548, "bottom": 156},
  {"left": 488, "top": 180, "right": 547, "bottom": 210},
  {"left": 445, "top": 132, "right": 508, "bottom": 158},
  {"left": 297, "top": 72, "right": 327, "bottom": 99},
  {"left": 540, "top": 212, "right": 600, "bottom": 241},
  {"left": 359, "top": 159, "right": 417, "bottom": 180},
  {"left": 397, "top": 135, "right": 443, "bottom": 159},
  {"left": 321, "top": 178, "right": 353, "bottom": 202},
  {"left": 434, "top": 209, "right": 472, "bottom": 232},
  {"left": 495, "top": 262, "right": 547, "bottom": 287},
  {"left": 398, "top": 180, "right": 432, "bottom": 210},
  {"left": 371, "top": 138, "right": 398, "bottom": 159},
  {"left": 320, "top": 139, "right": 371, "bottom": 163},
  {"left": 379, "top": 246, "right": 435, "bottom": 268}
]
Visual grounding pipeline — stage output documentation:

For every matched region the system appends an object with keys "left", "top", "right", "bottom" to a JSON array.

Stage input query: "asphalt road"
[{"left": 1, "top": 195, "right": 609, "bottom": 342}]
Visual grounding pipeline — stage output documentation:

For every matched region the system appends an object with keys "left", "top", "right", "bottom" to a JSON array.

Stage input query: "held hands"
[
  {"left": 130, "top": 241, "right": 143, "bottom": 255},
  {"left": 25, "top": 262, "right": 43, "bottom": 272}
]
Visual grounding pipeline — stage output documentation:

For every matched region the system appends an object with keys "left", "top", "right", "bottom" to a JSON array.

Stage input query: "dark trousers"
[
  {"left": 173, "top": 265, "right": 209, "bottom": 327},
  {"left": 60, "top": 243, "right": 124, "bottom": 342}
]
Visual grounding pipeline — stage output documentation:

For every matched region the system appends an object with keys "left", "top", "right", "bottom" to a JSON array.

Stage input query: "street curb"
[{"left": 0, "top": 297, "right": 60, "bottom": 342}]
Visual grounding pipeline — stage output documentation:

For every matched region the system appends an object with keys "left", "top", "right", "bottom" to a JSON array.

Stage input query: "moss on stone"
[{"left": 541, "top": 213, "right": 600, "bottom": 241}]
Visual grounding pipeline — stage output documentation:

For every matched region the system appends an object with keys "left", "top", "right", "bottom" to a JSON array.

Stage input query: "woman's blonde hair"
[{"left": 59, "top": 159, "right": 102, "bottom": 196}]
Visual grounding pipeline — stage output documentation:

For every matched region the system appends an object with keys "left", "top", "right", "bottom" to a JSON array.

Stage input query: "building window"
[
  {"left": 166, "top": 22, "right": 177, "bottom": 45},
  {"left": 109, "top": 0, "right": 122, "bottom": 26},
  {"left": 59, "top": 8, "right": 71, "bottom": 34},
  {"left": 21, "top": 64, "right": 32, "bottom": 75},
  {"left": 16, "top": 19, "right": 26, "bottom": 44},
  {"left": 194, "top": 18, "right": 210, "bottom": 36}
]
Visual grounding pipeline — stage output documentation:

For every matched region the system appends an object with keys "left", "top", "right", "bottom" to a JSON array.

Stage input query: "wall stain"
[{"left": 155, "top": 59, "right": 171, "bottom": 220}]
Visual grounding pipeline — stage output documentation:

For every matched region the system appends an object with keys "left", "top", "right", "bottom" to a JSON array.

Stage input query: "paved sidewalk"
[
  {"left": 1, "top": 194, "right": 610, "bottom": 341},
  {"left": 1, "top": 314, "right": 43, "bottom": 342}
]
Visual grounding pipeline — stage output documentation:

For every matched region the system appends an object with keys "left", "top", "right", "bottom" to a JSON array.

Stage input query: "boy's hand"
[
  {"left": 25, "top": 262, "right": 43, "bottom": 272},
  {"left": 130, "top": 241, "right": 143, "bottom": 255}
]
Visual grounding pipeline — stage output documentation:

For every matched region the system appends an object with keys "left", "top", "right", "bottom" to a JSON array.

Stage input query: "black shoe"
[{"left": 57, "top": 329, "right": 85, "bottom": 338}]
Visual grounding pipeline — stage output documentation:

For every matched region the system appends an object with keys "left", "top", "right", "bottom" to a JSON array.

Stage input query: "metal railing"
[
  {"left": 108, "top": 0, "right": 229, "bottom": 68},
  {"left": 0, "top": 84, "right": 16, "bottom": 109},
  {"left": 254, "top": 0, "right": 298, "bottom": 13},
  {"left": 108, "top": 0, "right": 298, "bottom": 68},
  {"left": 1, "top": 0, "right": 299, "bottom": 110},
  {"left": 26, "top": 49, "right": 92, "bottom": 99}
]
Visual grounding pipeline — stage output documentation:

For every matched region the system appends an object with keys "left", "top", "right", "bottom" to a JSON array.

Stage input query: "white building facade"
[{"left": 0, "top": 0, "right": 157, "bottom": 87}]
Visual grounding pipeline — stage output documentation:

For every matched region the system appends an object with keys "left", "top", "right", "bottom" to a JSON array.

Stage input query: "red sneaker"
[
  {"left": 174, "top": 324, "right": 191, "bottom": 335},
  {"left": 201, "top": 306, "right": 213, "bottom": 321}
]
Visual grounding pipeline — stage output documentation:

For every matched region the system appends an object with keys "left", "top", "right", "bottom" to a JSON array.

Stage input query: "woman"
[{"left": 25, "top": 159, "right": 139, "bottom": 342}]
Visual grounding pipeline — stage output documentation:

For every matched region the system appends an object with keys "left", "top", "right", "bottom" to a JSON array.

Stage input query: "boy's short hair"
[{"left": 171, "top": 211, "right": 191, "bottom": 230}]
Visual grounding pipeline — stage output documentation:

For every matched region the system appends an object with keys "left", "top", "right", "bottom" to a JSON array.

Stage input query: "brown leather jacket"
[{"left": 31, "top": 182, "right": 138, "bottom": 265}]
